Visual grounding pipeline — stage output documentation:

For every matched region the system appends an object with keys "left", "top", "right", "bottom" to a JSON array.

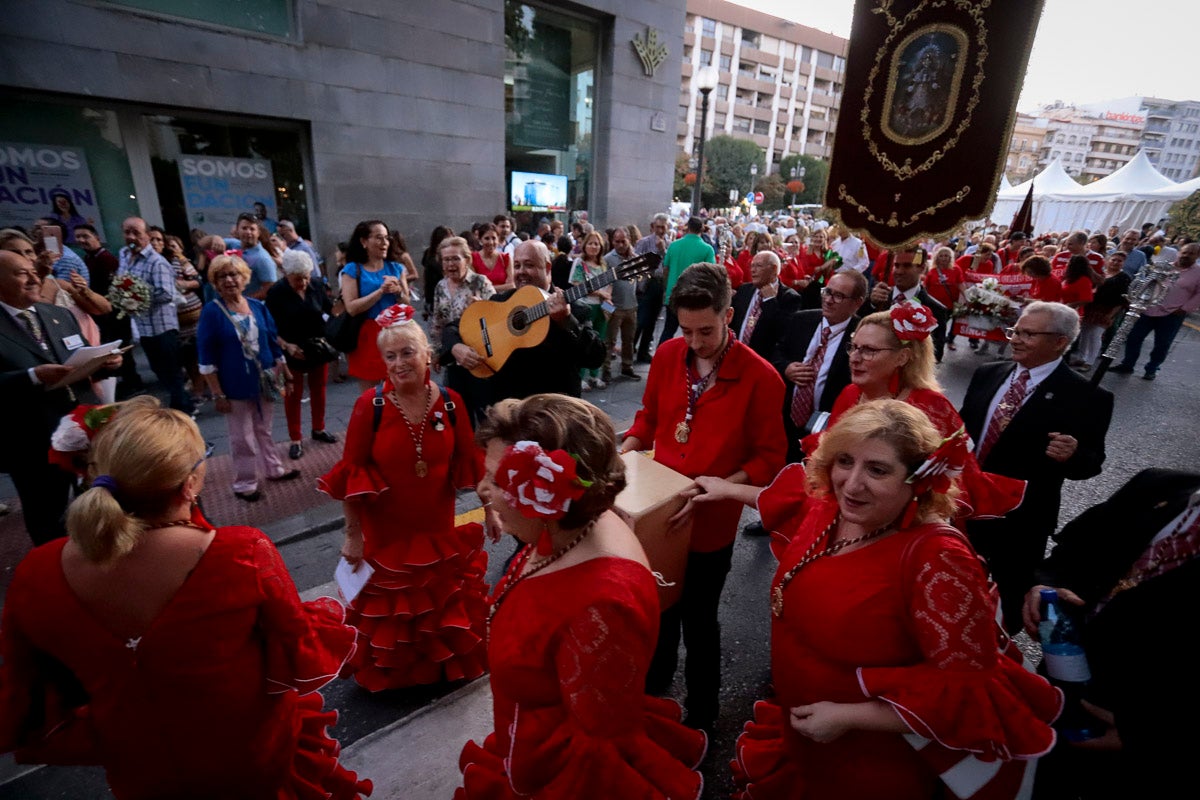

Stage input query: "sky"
[{"left": 731, "top": 0, "right": 1200, "bottom": 111}]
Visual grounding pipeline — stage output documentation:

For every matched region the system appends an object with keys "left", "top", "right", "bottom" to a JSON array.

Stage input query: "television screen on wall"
[{"left": 510, "top": 171, "right": 568, "bottom": 212}]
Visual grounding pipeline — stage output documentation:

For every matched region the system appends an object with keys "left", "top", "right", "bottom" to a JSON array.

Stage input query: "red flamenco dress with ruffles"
[
  {"left": 456, "top": 557, "right": 707, "bottom": 799},
  {"left": 319, "top": 382, "right": 488, "bottom": 690},
  {"left": 801, "top": 386, "right": 1026, "bottom": 524},
  {"left": 732, "top": 471, "right": 1062, "bottom": 800},
  {"left": 0, "top": 524, "right": 371, "bottom": 800}
]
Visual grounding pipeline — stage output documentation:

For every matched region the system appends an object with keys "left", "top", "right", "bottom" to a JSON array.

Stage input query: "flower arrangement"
[
  {"left": 951, "top": 277, "right": 1021, "bottom": 329},
  {"left": 49, "top": 404, "right": 119, "bottom": 475},
  {"left": 106, "top": 273, "right": 152, "bottom": 319}
]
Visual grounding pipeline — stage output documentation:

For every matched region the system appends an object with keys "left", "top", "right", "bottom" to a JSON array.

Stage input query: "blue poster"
[
  {"left": 0, "top": 141, "right": 106, "bottom": 245},
  {"left": 178, "top": 155, "right": 278, "bottom": 232}
]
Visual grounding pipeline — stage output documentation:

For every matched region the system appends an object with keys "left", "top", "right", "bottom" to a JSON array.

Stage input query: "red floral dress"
[
  {"left": 456, "top": 557, "right": 707, "bottom": 799},
  {"left": 801, "top": 387, "right": 1026, "bottom": 524},
  {"left": 0, "top": 524, "right": 371, "bottom": 800},
  {"left": 319, "top": 382, "right": 488, "bottom": 690},
  {"left": 732, "top": 475, "right": 1062, "bottom": 800}
]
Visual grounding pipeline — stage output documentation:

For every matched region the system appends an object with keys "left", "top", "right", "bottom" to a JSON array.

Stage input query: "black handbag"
[
  {"left": 326, "top": 266, "right": 366, "bottom": 353},
  {"left": 301, "top": 336, "right": 340, "bottom": 364}
]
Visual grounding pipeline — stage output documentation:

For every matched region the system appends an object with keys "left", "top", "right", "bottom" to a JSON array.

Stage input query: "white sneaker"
[{"left": 592, "top": 378, "right": 607, "bottom": 390}]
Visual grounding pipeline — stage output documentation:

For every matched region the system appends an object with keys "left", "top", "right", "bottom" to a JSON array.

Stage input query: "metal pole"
[{"left": 692, "top": 90, "right": 710, "bottom": 214}]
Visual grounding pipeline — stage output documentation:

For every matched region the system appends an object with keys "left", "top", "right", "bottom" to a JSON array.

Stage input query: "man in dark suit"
[
  {"left": 771, "top": 270, "right": 866, "bottom": 464},
  {"left": 865, "top": 246, "right": 950, "bottom": 361},
  {"left": 960, "top": 300, "right": 1113, "bottom": 632},
  {"left": 730, "top": 250, "right": 801, "bottom": 360},
  {"left": 1023, "top": 469, "right": 1199, "bottom": 798},
  {"left": 0, "top": 250, "right": 110, "bottom": 544}
]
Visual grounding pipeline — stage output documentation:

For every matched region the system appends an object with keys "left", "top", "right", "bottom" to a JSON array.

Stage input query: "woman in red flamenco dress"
[
  {"left": 799, "top": 305, "right": 1026, "bottom": 527},
  {"left": 694, "top": 401, "right": 1062, "bottom": 800},
  {"left": 456, "top": 394, "right": 707, "bottom": 799},
  {"left": 0, "top": 399, "right": 371, "bottom": 799},
  {"left": 320, "top": 305, "right": 489, "bottom": 691}
]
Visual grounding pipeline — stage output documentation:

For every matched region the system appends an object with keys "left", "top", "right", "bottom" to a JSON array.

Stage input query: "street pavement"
[{"left": 3, "top": 312, "right": 1199, "bottom": 799}]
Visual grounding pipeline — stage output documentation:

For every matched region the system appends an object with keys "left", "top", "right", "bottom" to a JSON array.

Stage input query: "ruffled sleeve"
[
  {"left": 252, "top": 533, "right": 358, "bottom": 695},
  {"left": 756, "top": 463, "right": 834, "bottom": 558},
  {"left": 500, "top": 598, "right": 704, "bottom": 799},
  {"left": 856, "top": 529, "right": 1062, "bottom": 760},
  {"left": 318, "top": 389, "right": 389, "bottom": 500}
]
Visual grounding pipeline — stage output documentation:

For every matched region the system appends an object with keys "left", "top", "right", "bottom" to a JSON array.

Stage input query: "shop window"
[{"left": 101, "top": 0, "right": 294, "bottom": 39}]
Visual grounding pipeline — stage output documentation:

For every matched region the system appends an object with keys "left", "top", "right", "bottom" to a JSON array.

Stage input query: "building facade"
[
  {"left": 1082, "top": 116, "right": 1141, "bottom": 182},
  {"left": 677, "top": 0, "right": 848, "bottom": 174},
  {"left": 1004, "top": 113, "right": 1049, "bottom": 184},
  {"left": 0, "top": 0, "right": 686, "bottom": 261},
  {"left": 1038, "top": 116, "right": 1096, "bottom": 179},
  {"left": 1139, "top": 98, "right": 1200, "bottom": 181}
]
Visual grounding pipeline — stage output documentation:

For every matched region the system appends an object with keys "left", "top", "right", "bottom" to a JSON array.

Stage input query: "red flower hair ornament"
[
  {"left": 375, "top": 303, "right": 416, "bottom": 329},
  {"left": 495, "top": 440, "right": 590, "bottom": 521},
  {"left": 899, "top": 427, "right": 969, "bottom": 527},
  {"left": 891, "top": 302, "right": 939, "bottom": 341},
  {"left": 49, "top": 404, "right": 119, "bottom": 476}
]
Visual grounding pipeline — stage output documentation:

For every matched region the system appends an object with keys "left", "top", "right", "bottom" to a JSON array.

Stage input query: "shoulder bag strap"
[{"left": 372, "top": 381, "right": 386, "bottom": 432}]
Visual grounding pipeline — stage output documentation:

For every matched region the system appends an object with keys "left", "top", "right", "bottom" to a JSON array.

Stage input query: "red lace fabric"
[
  {"left": 456, "top": 557, "right": 706, "bottom": 799},
  {"left": 734, "top": 481, "right": 1061, "bottom": 800},
  {"left": 319, "top": 383, "right": 488, "bottom": 690},
  {"left": 0, "top": 527, "right": 371, "bottom": 799},
  {"left": 799, "top": 386, "right": 1026, "bottom": 524}
]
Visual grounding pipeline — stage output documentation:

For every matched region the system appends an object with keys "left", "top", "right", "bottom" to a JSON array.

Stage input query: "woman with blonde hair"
[
  {"left": 320, "top": 304, "right": 489, "bottom": 690},
  {"left": 0, "top": 399, "right": 371, "bottom": 799},
  {"left": 456, "top": 394, "right": 706, "bottom": 799},
  {"left": 196, "top": 254, "right": 298, "bottom": 502},
  {"left": 432, "top": 235, "right": 495, "bottom": 424},
  {"left": 693, "top": 401, "right": 1061, "bottom": 800}
]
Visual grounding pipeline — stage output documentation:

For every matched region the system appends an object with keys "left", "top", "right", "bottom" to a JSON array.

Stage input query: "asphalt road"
[{"left": 4, "top": 313, "right": 1199, "bottom": 799}]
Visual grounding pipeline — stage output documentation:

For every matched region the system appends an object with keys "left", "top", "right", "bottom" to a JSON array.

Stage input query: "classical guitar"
[{"left": 458, "top": 251, "right": 660, "bottom": 378}]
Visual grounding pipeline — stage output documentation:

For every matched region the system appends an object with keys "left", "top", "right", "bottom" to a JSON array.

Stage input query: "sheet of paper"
[
  {"left": 335, "top": 557, "right": 374, "bottom": 603},
  {"left": 49, "top": 340, "right": 124, "bottom": 389}
]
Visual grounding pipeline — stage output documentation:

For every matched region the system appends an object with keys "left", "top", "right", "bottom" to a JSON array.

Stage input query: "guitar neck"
[{"left": 524, "top": 268, "right": 617, "bottom": 323}]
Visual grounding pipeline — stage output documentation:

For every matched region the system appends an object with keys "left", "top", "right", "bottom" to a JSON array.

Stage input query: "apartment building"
[
  {"left": 677, "top": 0, "right": 848, "bottom": 173},
  {"left": 1139, "top": 98, "right": 1200, "bottom": 181},
  {"left": 1005, "top": 114, "right": 1049, "bottom": 183},
  {"left": 1082, "top": 117, "right": 1142, "bottom": 181}
]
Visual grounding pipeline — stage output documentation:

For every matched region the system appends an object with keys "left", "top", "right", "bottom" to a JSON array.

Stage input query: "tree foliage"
[
  {"left": 701, "top": 136, "right": 764, "bottom": 208},
  {"left": 777, "top": 154, "right": 830, "bottom": 205},
  {"left": 1167, "top": 190, "right": 1200, "bottom": 239}
]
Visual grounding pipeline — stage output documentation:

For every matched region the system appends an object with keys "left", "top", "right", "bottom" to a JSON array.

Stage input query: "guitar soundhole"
[{"left": 508, "top": 307, "right": 528, "bottom": 335}]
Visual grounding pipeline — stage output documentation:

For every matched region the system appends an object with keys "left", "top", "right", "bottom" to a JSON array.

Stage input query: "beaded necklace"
[
  {"left": 770, "top": 514, "right": 892, "bottom": 618},
  {"left": 675, "top": 330, "right": 733, "bottom": 444},
  {"left": 387, "top": 383, "right": 433, "bottom": 477},
  {"left": 486, "top": 519, "right": 596, "bottom": 634}
]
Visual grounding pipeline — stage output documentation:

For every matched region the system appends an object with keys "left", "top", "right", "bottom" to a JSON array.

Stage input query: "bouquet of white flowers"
[
  {"left": 951, "top": 277, "right": 1021, "bottom": 330},
  {"left": 106, "top": 273, "right": 153, "bottom": 319}
]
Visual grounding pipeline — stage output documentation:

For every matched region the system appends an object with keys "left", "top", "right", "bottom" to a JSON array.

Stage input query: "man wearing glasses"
[
  {"left": 770, "top": 270, "right": 867, "bottom": 464},
  {"left": 960, "top": 300, "right": 1113, "bottom": 633}
]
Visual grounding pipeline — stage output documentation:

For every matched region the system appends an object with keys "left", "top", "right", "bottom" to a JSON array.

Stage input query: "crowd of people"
[{"left": 1, "top": 201, "right": 1198, "bottom": 800}]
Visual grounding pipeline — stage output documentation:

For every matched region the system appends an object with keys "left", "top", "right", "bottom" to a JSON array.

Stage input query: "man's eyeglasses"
[
  {"left": 1003, "top": 327, "right": 1060, "bottom": 342},
  {"left": 847, "top": 344, "right": 899, "bottom": 359},
  {"left": 821, "top": 287, "right": 855, "bottom": 302}
]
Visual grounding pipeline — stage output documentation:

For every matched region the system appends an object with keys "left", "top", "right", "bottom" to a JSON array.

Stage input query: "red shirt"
[
  {"left": 955, "top": 252, "right": 1003, "bottom": 275},
  {"left": 1060, "top": 276, "right": 1094, "bottom": 315},
  {"left": 1050, "top": 250, "right": 1104, "bottom": 281},
  {"left": 627, "top": 336, "right": 786, "bottom": 552},
  {"left": 923, "top": 265, "right": 965, "bottom": 308},
  {"left": 1027, "top": 276, "right": 1063, "bottom": 303}
]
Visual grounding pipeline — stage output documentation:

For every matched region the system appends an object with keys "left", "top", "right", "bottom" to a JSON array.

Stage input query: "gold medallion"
[
  {"left": 771, "top": 585, "right": 784, "bottom": 618},
  {"left": 415, "top": 460, "right": 429, "bottom": 478},
  {"left": 674, "top": 421, "right": 690, "bottom": 444}
]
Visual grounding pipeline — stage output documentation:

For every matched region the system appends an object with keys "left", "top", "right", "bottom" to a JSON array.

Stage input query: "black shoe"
[
  {"left": 235, "top": 490, "right": 262, "bottom": 502},
  {"left": 1142, "top": 371, "right": 1156, "bottom": 381},
  {"left": 742, "top": 521, "right": 768, "bottom": 537},
  {"left": 269, "top": 469, "right": 301, "bottom": 481},
  {"left": 289, "top": 443, "right": 304, "bottom": 460},
  {"left": 1109, "top": 364, "right": 1134, "bottom": 374},
  {"left": 620, "top": 367, "right": 641, "bottom": 380},
  {"left": 635, "top": 355, "right": 652, "bottom": 365},
  {"left": 684, "top": 711, "right": 716, "bottom": 734},
  {"left": 311, "top": 430, "right": 339, "bottom": 444}
]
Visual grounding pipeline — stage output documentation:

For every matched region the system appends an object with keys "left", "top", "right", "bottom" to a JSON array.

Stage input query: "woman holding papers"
[
  {"left": 319, "top": 304, "right": 489, "bottom": 691},
  {"left": 0, "top": 399, "right": 371, "bottom": 799},
  {"left": 456, "top": 394, "right": 706, "bottom": 800}
]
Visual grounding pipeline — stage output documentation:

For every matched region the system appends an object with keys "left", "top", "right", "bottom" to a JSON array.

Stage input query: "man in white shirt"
[{"left": 829, "top": 224, "right": 869, "bottom": 275}]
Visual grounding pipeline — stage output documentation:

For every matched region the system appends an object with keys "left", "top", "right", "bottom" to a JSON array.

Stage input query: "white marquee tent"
[{"left": 991, "top": 152, "right": 1199, "bottom": 234}]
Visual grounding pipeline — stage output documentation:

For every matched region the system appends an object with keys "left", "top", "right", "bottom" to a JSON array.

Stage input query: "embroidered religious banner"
[
  {"left": 825, "top": 1, "right": 1045, "bottom": 247},
  {"left": 951, "top": 271, "right": 1033, "bottom": 342}
]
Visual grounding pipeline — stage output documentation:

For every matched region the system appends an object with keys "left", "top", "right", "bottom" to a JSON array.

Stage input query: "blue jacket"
[{"left": 196, "top": 298, "right": 283, "bottom": 400}]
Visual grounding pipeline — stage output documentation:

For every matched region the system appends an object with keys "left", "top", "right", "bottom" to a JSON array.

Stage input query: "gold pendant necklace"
[{"left": 388, "top": 384, "right": 433, "bottom": 477}]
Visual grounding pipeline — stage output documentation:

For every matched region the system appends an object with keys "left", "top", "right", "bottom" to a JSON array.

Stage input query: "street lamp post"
[
  {"left": 750, "top": 162, "right": 758, "bottom": 200},
  {"left": 789, "top": 165, "right": 807, "bottom": 207},
  {"left": 691, "top": 65, "right": 720, "bottom": 215}
]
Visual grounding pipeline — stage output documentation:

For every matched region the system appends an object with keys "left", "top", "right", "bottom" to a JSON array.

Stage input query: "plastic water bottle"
[{"left": 1038, "top": 589, "right": 1101, "bottom": 742}]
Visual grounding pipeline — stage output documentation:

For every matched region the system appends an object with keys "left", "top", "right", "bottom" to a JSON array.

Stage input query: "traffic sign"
[
  {"left": 754, "top": 191, "right": 764, "bottom": 204},
  {"left": 745, "top": 192, "right": 755, "bottom": 203}
]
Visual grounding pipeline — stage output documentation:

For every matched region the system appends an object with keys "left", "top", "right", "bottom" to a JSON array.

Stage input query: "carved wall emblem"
[{"left": 632, "top": 27, "right": 668, "bottom": 77}]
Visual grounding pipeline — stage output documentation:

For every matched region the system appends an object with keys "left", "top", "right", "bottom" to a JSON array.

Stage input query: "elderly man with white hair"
[{"left": 265, "top": 248, "right": 338, "bottom": 459}]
